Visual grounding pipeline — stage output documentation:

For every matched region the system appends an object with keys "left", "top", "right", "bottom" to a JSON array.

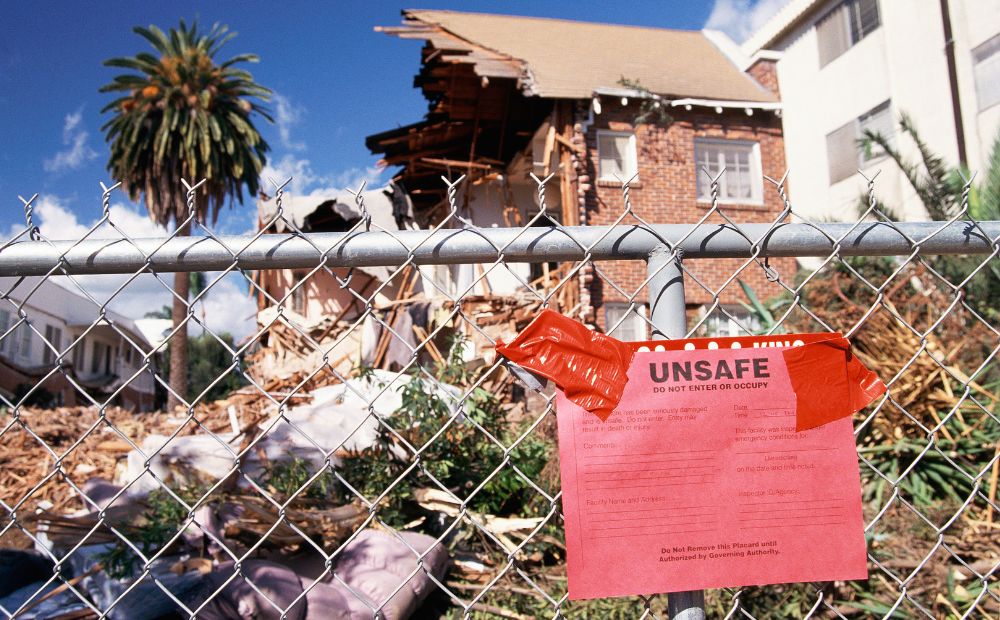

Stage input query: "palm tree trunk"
[{"left": 167, "top": 221, "right": 191, "bottom": 411}]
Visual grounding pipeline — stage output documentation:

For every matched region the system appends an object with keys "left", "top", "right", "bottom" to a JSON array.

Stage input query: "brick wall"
[
  {"left": 576, "top": 101, "right": 796, "bottom": 334},
  {"left": 746, "top": 57, "right": 780, "bottom": 98}
]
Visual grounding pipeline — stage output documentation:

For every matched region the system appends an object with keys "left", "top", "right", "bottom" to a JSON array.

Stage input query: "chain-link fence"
[{"left": 1, "top": 169, "right": 999, "bottom": 620}]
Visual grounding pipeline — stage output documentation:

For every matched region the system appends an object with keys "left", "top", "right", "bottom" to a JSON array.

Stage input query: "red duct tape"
[
  {"left": 494, "top": 309, "right": 634, "bottom": 422},
  {"left": 496, "top": 311, "right": 886, "bottom": 430},
  {"left": 783, "top": 335, "right": 887, "bottom": 431}
]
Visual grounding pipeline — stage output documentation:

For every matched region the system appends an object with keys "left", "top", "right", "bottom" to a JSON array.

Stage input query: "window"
[
  {"left": 817, "top": 0, "right": 880, "bottom": 67},
  {"left": 857, "top": 101, "right": 894, "bottom": 163},
  {"left": 124, "top": 345, "right": 133, "bottom": 366},
  {"left": 704, "top": 307, "right": 761, "bottom": 338},
  {"left": 0, "top": 310, "right": 9, "bottom": 354},
  {"left": 19, "top": 324, "right": 32, "bottom": 359},
  {"left": 597, "top": 131, "right": 638, "bottom": 182},
  {"left": 43, "top": 325, "right": 61, "bottom": 365},
  {"left": 973, "top": 32, "right": 1000, "bottom": 111},
  {"left": 72, "top": 337, "right": 85, "bottom": 370},
  {"left": 91, "top": 341, "right": 102, "bottom": 374},
  {"left": 605, "top": 303, "right": 648, "bottom": 342},
  {"left": 695, "top": 140, "right": 763, "bottom": 204},
  {"left": 291, "top": 273, "right": 306, "bottom": 316},
  {"left": 826, "top": 100, "right": 894, "bottom": 184}
]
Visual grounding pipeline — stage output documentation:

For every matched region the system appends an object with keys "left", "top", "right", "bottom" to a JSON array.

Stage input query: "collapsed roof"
[
  {"left": 257, "top": 182, "right": 414, "bottom": 235},
  {"left": 367, "top": 10, "right": 778, "bottom": 215},
  {"left": 257, "top": 183, "right": 415, "bottom": 283},
  {"left": 385, "top": 10, "right": 779, "bottom": 102}
]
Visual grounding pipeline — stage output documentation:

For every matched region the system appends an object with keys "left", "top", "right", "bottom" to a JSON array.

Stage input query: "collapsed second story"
[{"left": 366, "top": 10, "right": 796, "bottom": 339}]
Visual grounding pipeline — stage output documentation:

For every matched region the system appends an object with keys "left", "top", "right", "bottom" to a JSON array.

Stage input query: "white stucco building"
[
  {"left": 0, "top": 276, "right": 158, "bottom": 411},
  {"left": 742, "top": 0, "right": 1000, "bottom": 221}
]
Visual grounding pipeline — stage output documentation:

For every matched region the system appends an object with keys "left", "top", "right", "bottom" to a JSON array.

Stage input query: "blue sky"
[{"left": 0, "top": 0, "right": 785, "bottom": 335}]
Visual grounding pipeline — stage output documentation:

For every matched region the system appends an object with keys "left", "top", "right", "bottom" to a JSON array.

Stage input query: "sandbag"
[
  {"left": 306, "top": 530, "right": 448, "bottom": 620},
  {"left": 183, "top": 560, "right": 306, "bottom": 620}
]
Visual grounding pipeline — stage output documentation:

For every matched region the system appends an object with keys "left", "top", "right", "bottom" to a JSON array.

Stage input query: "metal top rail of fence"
[{"left": 0, "top": 171, "right": 999, "bottom": 620}]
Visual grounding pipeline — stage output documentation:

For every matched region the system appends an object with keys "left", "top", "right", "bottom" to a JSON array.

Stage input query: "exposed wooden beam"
[
  {"left": 541, "top": 124, "right": 557, "bottom": 176},
  {"left": 554, "top": 132, "right": 585, "bottom": 155},
  {"left": 420, "top": 157, "right": 496, "bottom": 170}
]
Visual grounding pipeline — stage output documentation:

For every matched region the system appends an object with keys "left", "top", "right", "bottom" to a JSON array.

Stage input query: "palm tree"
[
  {"left": 100, "top": 20, "right": 271, "bottom": 411},
  {"left": 858, "top": 114, "right": 1000, "bottom": 322}
]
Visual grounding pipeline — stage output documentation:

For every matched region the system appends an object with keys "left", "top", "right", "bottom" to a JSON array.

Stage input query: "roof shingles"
[{"left": 402, "top": 10, "right": 778, "bottom": 103}]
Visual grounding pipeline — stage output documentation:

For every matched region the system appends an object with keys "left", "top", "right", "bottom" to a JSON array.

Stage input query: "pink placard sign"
[{"left": 557, "top": 345, "right": 868, "bottom": 600}]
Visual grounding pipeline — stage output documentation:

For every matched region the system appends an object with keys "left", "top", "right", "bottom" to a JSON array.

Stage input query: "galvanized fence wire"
[{"left": 0, "top": 167, "right": 998, "bottom": 620}]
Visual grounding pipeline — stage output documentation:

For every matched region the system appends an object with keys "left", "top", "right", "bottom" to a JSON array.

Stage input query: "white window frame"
[
  {"left": 817, "top": 0, "right": 881, "bottom": 68},
  {"left": 43, "top": 325, "right": 61, "bottom": 366},
  {"left": 857, "top": 101, "right": 894, "bottom": 164},
  {"left": 604, "top": 302, "right": 649, "bottom": 342},
  {"left": 826, "top": 100, "right": 894, "bottom": 185},
  {"left": 973, "top": 32, "right": 1000, "bottom": 111},
  {"left": 695, "top": 139, "right": 763, "bottom": 205},
  {"left": 703, "top": 306, "right": 762, "bottom": 338},
  {"left": 596, "top": 130, "right": 638, "bottom": 183}
]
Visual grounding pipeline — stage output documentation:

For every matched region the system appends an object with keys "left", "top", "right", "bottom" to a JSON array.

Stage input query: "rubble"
[{"left": 0, "top": 280, "right": 598, "bottom": 619}]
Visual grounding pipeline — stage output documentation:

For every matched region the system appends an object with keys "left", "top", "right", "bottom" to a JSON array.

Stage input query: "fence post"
[{"left": 647, "top": 244, "right": 706, "bottom": 620}]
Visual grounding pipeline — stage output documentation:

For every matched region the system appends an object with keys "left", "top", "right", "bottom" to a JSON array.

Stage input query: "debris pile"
[
  {"left": 248, "top": 279, "right": 578, "bottom": 384},
  {"left": 0, "top": 277, "right": 563, "bottom": 618},
  {"left": 784, "top": 261, "right": 1000, "bottom": 617},
  {"left": 1, "top": 372, "right": 462, "bottom": 619}
]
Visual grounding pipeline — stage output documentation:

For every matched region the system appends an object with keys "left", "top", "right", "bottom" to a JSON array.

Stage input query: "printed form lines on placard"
[
  {"left": 584, "top": 477, "right": 716, "bottom": 490},
  {"left": 752, "top": 409, "right": 795, "bottom": 417},
  {"left": 584, "top": 456, "right": 716, "bottom": 467},
  {"left": 586, "top": 505, "right": 717, "bottom": 515},
  {"left": 588, "top": 511, "right": 718, "bottom": 524},
  {"left": 739, "top": 503, "right": 843, "bottom": 514},
  {"left": 588, "top": 526, "right": 719, "bottom": 540},
  {"left": 739, "top": 521, "right": 845, "bottom": 530},
  {"left": 583, "top": 449, "right": 716, "bottom": 458},
  {"left": 588, "top": 520, "right": 718, "bottom": 533},
  {"left": 584, "top": 457, "right": 717, "bottom": 467},
  {"left": 738, "top": 498, "right": 843, "bottom": 507},
  {"left": 738, "top": 510, "right": 844, "bottom": 521},
  {"left": 583, "top": 465, "right": 715, "bottom": 480},
  {"left": 734, "top": 447, "right": 838, "bottom": 455}
]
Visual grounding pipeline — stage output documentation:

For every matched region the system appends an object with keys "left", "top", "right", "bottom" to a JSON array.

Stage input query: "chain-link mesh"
[{"left": 1, "top": 169, "right": 998, "bottom": 620}]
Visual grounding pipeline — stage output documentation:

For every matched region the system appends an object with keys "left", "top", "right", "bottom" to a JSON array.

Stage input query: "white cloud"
[
  {"left": 8, "top": 195, "right": 258, "bottom": 341},
  {"left": 272, "top": 93, "right": 306, "bottom": 151},
  {"left": 16, "top": 194, "right": 167, "bottom": 242},
  {"left": 63, "top": 109, "right": 83, "bottom": 136},
  {"left": 43, "top": 107, "right": 99, "bottom": 173},
  {"left": 8, "top": 149, "right": 392, "bottom": 341},
  {"left": 190, "top": 273, "right": 257, "bottom": 340},
  {"left": 261, "top": 154, "right": 321, "bottom": 196},
  {"left": 310, "top": 166, "right": 385, "bottom": 197},
  {"left": 704, "top": 0, "right": 790, "bottom": 44},
  {"left": 211, "top": 205, "right": 259, "bottom": 237},
  {"left": 261, "top": 154, "right": 385, "bottom": 198}
]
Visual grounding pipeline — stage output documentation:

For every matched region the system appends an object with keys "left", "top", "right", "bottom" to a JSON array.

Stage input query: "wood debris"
[{"left": 225, "top": 496, "right": 368, "bottom": 551}]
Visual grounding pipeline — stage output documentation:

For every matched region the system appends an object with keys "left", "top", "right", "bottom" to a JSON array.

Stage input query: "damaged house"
[
  {"left": 252, "top": 183, "right": 431, "bottom": 378},
  {"left": 0, "top": 276, "right": 158, "bottom": 411},
  {"left": 367, "top": 10, "right": 798, "bottom": 339}
]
